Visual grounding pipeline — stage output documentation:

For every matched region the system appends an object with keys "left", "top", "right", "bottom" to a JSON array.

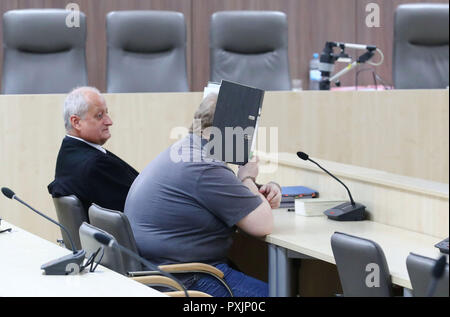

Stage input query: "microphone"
[
  {"left": 296, "top": 152, "right": 366, "bottom": 221},
  {"left": 1, "top": 187, "right": 85, "bottom": 275},
  {"left": 426, "top": 255, "right": 448, "bottom": 297},
  {"left": 93, "top": 232, "right": 189, "bottom": 297}
]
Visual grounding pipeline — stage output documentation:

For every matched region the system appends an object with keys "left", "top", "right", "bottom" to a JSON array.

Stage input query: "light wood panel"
[
  {"left": 0, "top": 90, "right": 448, "bottom": 242},
  {"left": 257, "top": 153, "right": 449, "bottom": 237},
  {"left": 258, "top": 89, "right": 449, "bottom": 183},
  {"left": 0, "top": 92, "right": 201, "bottom": 243}
]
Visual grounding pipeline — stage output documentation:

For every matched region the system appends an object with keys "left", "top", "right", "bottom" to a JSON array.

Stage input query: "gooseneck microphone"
[
  {"left": 296, "top": 152, "right": 366, "bottom": 221},
  {"left": 94, "top": 232, "right": 189, "bottom": 297},
  {"left": 426, "top": 255, "right": 448, "bottom": 297},
  {"left": 297, "top": 152, "right": 355, "bottom": 205},
  {"left": 2, "top": 187, "right": 77, "bottom": 253},
  {"left": 1, "top": 187, "right": 85, "bottom": 275}
]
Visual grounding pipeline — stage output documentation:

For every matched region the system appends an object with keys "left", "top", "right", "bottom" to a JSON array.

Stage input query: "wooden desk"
[
  {"left": 0, "top": 221, "right": 166, "bottom": 297},
  {"left": 266, "top": 210, "right": 445, "bottom": 296},
  {"left": 254, "top": 152, "right": 448, "bottom": 296},
  {"left": 258, "top": 152, "right": 449, "bottom": 237}
]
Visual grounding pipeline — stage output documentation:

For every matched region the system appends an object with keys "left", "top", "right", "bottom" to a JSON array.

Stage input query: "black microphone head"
[
  {"left": 1, "top": 187, "right": 15, "bottom": 199},
  {"left": 432, "top": 255, "right": 447, "bottom": 279},
  {"left": 93, "top": 232, "right": 112, "bottom": 246},
  {"left": 297, "top": 152, "right": 309, "bottom": 161}
]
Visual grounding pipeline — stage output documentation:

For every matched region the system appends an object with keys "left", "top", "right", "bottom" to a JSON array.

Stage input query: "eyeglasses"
[{"left": 0, "top": 218, "right": 12, "bottom": 234}]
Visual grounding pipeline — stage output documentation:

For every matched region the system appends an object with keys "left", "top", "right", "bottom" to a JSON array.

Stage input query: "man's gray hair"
[
  {"left": 189, "top": 93, "right": 218, "bottom": 134},
  {"left": 63, "top": 86, "right": 102, "bottom": 132}
]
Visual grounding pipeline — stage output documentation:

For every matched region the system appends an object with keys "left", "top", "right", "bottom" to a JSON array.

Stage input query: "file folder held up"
[{"left": 209, "top": 80, "right": 265, "bottom": 165}]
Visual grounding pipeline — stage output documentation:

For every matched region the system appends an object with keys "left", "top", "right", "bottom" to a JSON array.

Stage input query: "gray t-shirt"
[{"left": 124, "top": 134, "right": 262, "bottom": 266}]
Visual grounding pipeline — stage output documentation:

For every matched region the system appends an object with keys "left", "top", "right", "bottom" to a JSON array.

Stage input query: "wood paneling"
[
  {"left": 191, "top": 0, "right": 357, "bottom": 91},
  {"left": 355, "top": 0, "right": 449, "bottom": 86},
  {"left": 0, "top": 90, "right": 447, "bottom": 242},
  {"left": 258, "top": 90, "right": 449, "bottom": 183},
  {"left": 0, "top": 0, "right": 447, "bottom": 91}
]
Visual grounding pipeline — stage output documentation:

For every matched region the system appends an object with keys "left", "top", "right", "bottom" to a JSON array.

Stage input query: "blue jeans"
[{"left": 188, "top": 263, "right": 268, "bottom": 297}]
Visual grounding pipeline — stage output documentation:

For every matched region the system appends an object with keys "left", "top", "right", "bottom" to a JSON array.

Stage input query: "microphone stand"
[
  {"left": 297, "top": 153, "right": 366, "bottom": 221},
  {"left": 14, "top": 196, "right": 78, "bottom": 253},
  {"left": 2, "top": 188, "right": 86, "bottom": 275}
]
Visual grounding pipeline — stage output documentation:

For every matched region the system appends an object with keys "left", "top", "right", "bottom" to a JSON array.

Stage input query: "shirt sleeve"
[{"left": 195, "top": 164, "right": 263, "bottom": 227}]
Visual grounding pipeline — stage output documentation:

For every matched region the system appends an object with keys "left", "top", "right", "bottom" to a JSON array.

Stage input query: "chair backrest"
[
  {"left": 79, "top": 222, "right": 127, "bottom": 275},
  {"left": 393, "top": 3, "right": 449, "bottom": 89},
  {"left": 52, "top": 195, "right": 88, "bottom": 251},
  {"left": 106, "top": 10, "right": 189, "bottom": 93},
  {"left": 331, "top": 232, "right": 393, "bottom": 297},
  {"left": 88, "top": 204, "right": 143, "bottom": 272},
  {"left": 210, "top": 11, "right": 291, "bottom": 91},
  {"left": 2, "top": 9, "right": 88, "bottom": 94},
  {"left": 406, "top": 253, "right": 449, "bottom": 297}
]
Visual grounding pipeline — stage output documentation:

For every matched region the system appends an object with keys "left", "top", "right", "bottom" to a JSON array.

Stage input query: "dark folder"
[{"left": 209, "top": 80, "right": 265, "bottom": 165}]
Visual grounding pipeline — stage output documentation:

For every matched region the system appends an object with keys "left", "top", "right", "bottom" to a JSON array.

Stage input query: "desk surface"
[
  {"left": 266, "top": 209, "right": 446, "bottom": 289},
  {"left": 0, "top": 221, "right": 165, "bottom": 297}
]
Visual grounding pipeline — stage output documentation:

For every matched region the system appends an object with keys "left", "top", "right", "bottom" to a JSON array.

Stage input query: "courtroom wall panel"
[
  {"left": 258, "top": 90, "right": 449, "bottom": 183},
  {"left": 0, "top": 91, "right": 447, "bottom": 242}
]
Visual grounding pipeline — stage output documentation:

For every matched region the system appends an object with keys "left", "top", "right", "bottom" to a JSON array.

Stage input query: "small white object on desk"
[{"left": 295, "top": 198, "right": 346, "bottom": 217}]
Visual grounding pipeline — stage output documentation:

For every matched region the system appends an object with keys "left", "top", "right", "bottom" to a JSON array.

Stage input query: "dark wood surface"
[{"left": 0, "top": 0, "right": 447, "bottom": 92}]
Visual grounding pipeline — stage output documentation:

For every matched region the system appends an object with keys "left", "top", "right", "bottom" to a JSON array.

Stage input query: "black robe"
[{"left": 48, "top": 136, "right": 139, "bottom": 212}]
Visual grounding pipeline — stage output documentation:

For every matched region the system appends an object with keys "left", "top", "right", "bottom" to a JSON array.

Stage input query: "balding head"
[
  {"left": 63, "top": 86, "right": 105, "bottom": 132},
  {"left": 63, "top": 86, "right": 112, "bottom": 145}
]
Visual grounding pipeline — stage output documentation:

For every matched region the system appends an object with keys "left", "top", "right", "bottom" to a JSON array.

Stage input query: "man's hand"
[
  {"left": 237, "top": 156, "right": 259, "bottom": 181},
  {"left": 259, "top": 182, "right": 281, "bottom": 209}
]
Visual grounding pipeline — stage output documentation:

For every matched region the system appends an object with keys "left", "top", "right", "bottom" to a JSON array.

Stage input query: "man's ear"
[{"left": 70, "top": 115, "right": 82, "bottom": 132}]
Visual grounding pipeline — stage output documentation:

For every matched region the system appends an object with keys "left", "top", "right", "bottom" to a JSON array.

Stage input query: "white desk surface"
[
  {"left": 266, "top": 209, "right": 446, "bottom": 289},
  {"left": 0, "top": 221, "right": 166, "bottom": 297}
]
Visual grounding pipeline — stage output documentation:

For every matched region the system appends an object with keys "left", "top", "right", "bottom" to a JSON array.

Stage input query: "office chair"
[
  {"left": 393, "top": 3, "right": 449, "bottom": 89},
  {"left": 85, "top": 204, "right": 233, "bottom": 297},
  {"left": 406, "top": 253, "right": 449, "bottom": 297},
  {"left": 2, "top": 9, "right": 88, "bottom": 94},
  {"left": 106, "top": 11, "right": 189, "bottom": 93},
  {"left": 53, "top": 195, "right": 88, "bottom": 251},
  {"left": 331, "top": 232, "right": 393, "bottom": 297},
  {"left": 79, "top": 222, "right": 210, "bottom": 297},
  {"left": 210, "top": 11, "right": 291, "bottom": 91}
]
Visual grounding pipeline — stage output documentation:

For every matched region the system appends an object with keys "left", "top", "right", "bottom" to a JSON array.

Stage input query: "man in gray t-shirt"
[
  {"left": 124, "top": 93, "right": 281, "bottom": 296},
  {"left": 125, "top": 133, "right": 263, "bottom": 265}
]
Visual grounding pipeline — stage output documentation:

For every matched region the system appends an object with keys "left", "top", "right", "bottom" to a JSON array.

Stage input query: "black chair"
[
  {"left": 393, "top": 3, "right": 449, "bottom": 89},
  {"left": 406, "top": 253, "right": 449, "bottom": 297},
  {"left": 2, "top": 9, "right": 88, "bottom": 94},
  {"left": 331, "top": 232, "right": 393, "bottom": 297},
  {"left": 79, "top": 222, "right": 211, "bottom": 297},
  {"left": 52, "top": 195, "right": 88, "bottom": 250},
  {"left": 82, "top": 204, "right": 233, "bottom": 297},
  {"left": 210, "top": 11, "right": 291, "bottom": 91},
  {"left": 106, "top": 11, "right": 189, "bottom": 93}
]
